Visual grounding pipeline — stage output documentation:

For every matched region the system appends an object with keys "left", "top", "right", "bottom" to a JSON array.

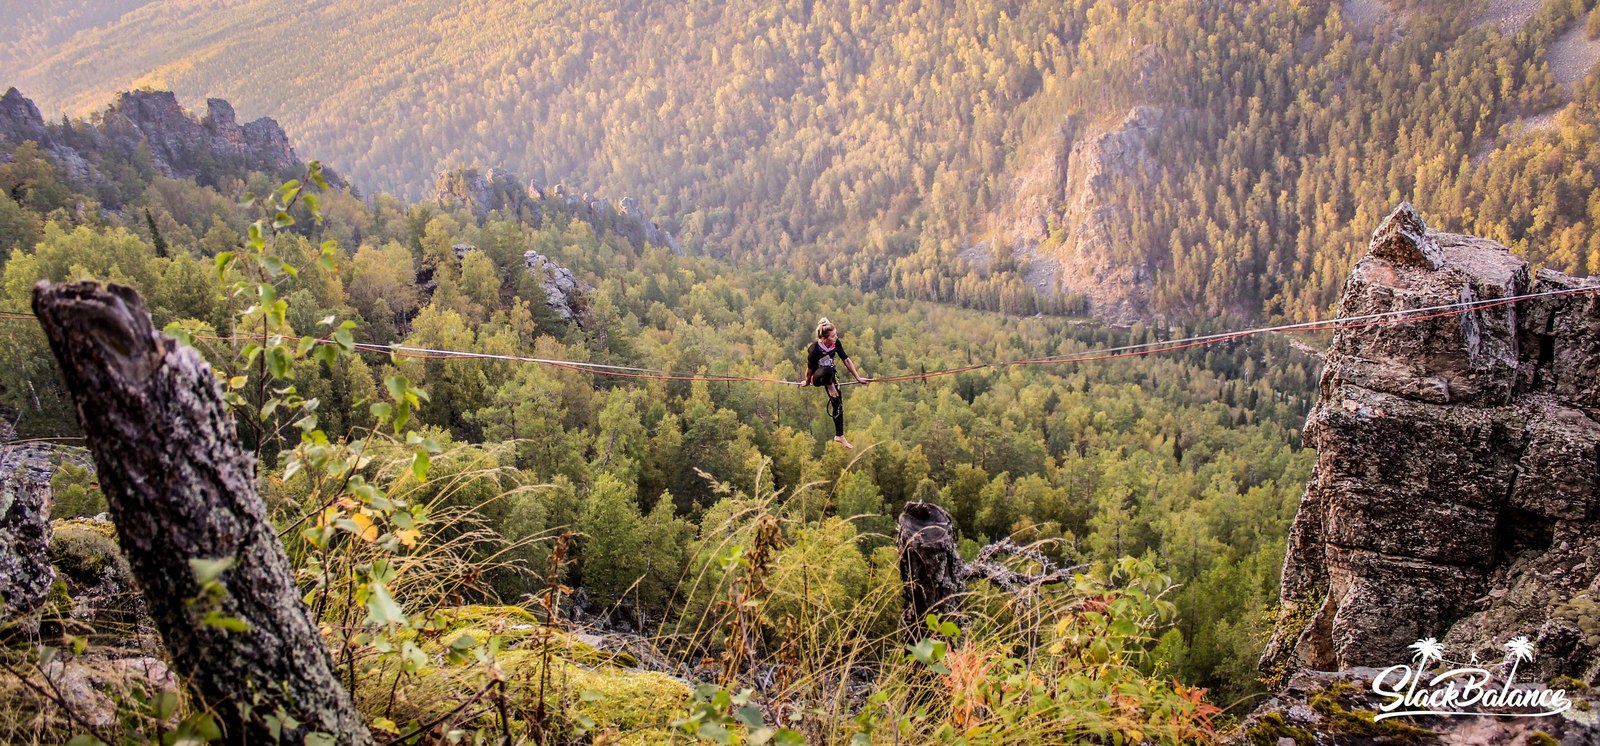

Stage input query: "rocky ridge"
[
  {"left": 1245, "top": 203, "right": 1600, "bottom": 743},
  {"left": 434, "top": 167, "right": 680, "bottom": 254},
  {"left": 0, "top": 88, "right": 320, "bottom": 203}
]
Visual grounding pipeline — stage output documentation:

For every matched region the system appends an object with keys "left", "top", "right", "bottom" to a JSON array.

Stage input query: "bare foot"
[{"left": 833, "top": 435, "right": 854, "bottom": 449}]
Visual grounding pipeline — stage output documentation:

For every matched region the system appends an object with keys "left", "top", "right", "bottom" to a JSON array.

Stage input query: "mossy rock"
[
  {"left": 1244, "top": 712, "right": 1314, "bottom": 746},
  {"left": 48, "top": 523, "right": 127, "bottom": 588},
  {"left": 569, "top": 666, "right": 690, "bottom": 731},
  {"left": 396, "top": 605, "right": 688, "bottom": 736},
  {"left": 1547, "top": 675, "right": 1591, "bottom": 694},
  {"left": 1308, "top": 682, "right": 1433, "bottom": 742}
]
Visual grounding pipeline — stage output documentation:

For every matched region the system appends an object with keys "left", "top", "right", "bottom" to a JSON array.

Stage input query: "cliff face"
[
  {"left": 982, "top": 106, "right": 1163, "bottom": 325},
  {"left": 1262, "top": 202, "right": 1600, "bottom": 681},
  {"left": 434, "top": 167, "right": 680, "bottom": 254}
]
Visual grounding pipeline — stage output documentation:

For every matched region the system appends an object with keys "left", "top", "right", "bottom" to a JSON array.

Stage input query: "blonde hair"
[{"left": 815, "top": 317, "right": 836, "bottom": 340}]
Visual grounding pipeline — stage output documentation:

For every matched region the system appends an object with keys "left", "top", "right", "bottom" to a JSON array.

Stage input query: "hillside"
[
  {"left": 0, "top": 88, "right": 1324, "bottom": 732},
  {"left": 9, "top": 0, "right": 1599, "bottom": 324}
]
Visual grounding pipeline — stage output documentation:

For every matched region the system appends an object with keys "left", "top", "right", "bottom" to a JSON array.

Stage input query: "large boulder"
[
  {"left": 1262, "top": 203, "right": 1600, "bottom": 686},
  {"left": 524, "top": 250, "right": 593, "bottom": 326}
]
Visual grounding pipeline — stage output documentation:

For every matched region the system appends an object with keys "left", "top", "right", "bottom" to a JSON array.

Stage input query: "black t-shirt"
[{"left": 806, "top": 340, "right": 848, "bottom": 381}]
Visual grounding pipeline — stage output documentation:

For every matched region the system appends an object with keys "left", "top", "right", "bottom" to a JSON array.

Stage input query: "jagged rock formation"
[
  {"left": 0, "top": 443, "right": 57, "bottom": 635},
  {"left": 1241, "top": 202, "right": 1600, "bottom": 743},
  {"left": 434, "top": 167, "right": 540, "bottom": 223},
  {"left": 100, "top": 91, "right": 298, "bottom": 179},
  {"left": 983, "top": 106, "right": 1164, "bottom": 324},
  {"left": 0, "top": 88, "right": 325, "bottom": 203},
  {"left": 1261, "top": 201, "right": 1600, "bottom": 684},
  {"left": 435, "top": 166, "right": 680, "bottom": 253},
  {"left": 524, "top": 250, "right": 593, "bottom": 325}
]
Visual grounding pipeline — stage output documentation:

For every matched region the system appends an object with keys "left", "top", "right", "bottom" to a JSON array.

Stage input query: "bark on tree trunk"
[
  {"left": 896, "top": 501, "right": 965, "bottom": 633},
  {"left": 32, "top": 281, "right": 371, "bottom": 745}
]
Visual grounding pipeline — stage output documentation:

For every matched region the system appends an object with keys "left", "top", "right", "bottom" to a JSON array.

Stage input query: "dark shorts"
[{"left": 812, "top": 368, "right": 838, "bottom": 388}]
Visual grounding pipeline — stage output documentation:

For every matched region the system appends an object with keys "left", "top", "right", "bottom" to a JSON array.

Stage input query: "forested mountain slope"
[
  {"left": 10, "top": 0, "right": 1600, "bottom": 323},
  {"left": 0, "top": 87, "right": 1320, "bottom": 711}
]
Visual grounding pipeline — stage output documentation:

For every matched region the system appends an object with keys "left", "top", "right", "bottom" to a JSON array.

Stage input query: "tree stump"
[
  {"left": 896, "top": 502, "right": 965, "bottom": 633},
  {"left": 32, "top": 281, "right": 370, "bottom": 745}
]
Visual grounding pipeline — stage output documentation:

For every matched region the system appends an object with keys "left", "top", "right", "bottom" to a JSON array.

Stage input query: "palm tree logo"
[
  {"left": 1502, "top": 636, "right": 1535, "bottom": 688},
  {"left": 1408, "top": 637, "right": 1444, "bottom": 674}
]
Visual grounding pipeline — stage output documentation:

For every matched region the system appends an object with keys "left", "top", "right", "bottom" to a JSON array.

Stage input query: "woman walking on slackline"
[{"left": 805, "top": 317, "right": 871, "bottom": 448}]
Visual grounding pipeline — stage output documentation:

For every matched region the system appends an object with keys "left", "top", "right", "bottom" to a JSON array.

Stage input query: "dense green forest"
[
  {"left": 8, "top": 0, "right": 1600, "bottom": 740},
  {"left": 9, "top": 0, "right": 1600, "bottom": 322},
  {"left": 0, "top": 102, "right": 1317, "bottom": 738}
]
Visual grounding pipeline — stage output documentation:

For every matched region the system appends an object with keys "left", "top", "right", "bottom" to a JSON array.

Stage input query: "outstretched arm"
[{"left": 845, "top": 357, "right": 870, "bottom": 384}]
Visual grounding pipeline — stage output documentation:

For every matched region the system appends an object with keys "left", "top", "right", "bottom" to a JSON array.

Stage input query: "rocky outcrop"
[
  {"left": 524, "top": 250, "right": 593, "bottom": 325},
  {"left": 0, "top": 87, "right": 50, "bottom": 145},
  {"left": 434, "top": 167, "right": 541, "bottom": 223},
  {"left": 981, "top": 106, "right": 1164, "bottom": 324},
  {"left": 1262, "top": 202, "right": 1600, "bottom": 686},
  {"left": 0, "top": 88, "right": 326, "bottom": 204},
  {"left": 0, "top": 443, "right": 57, "bottom": 636},
  {"left": 98, "top": 90, "right": 301, "bottom": 182},
  {"left": 435, "top": 167, "right": 680, "bottom": 253}
]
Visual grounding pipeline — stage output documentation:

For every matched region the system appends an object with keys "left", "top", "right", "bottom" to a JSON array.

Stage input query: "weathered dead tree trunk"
[
  {"left": 897, "top": 503, "right": 1084, "bottom": 638},
  {"left": 32, "top": 281, "right": 371, "bottom": 745},
  {"left": 896, "top": 502, "right": 965, "bottom": 632}
]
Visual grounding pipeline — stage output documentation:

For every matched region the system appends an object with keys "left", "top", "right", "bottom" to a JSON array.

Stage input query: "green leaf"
[
  {"left": 579, "top": 690, "right": 607, "bottom": 702},
  {"left": 65, "top": 735, "right": 106, "bottom": 746},
  {"left": 696, "top": 723, "right": 732, "bottom": 744},
  {"left": 238, "top": 192, "right": 257, "bottom": 209},
  {"left": 155, "top": 689, "right": 179, "bottom": 721},
  {"left": 266, "top": 346, "right": 293, "bottom": 379},
  {"left": 366, "top": 580, "right": 406, "bottom": 626},
  {"left": 188, "top": 557, "right": 236, "bottom": 585},
  {"left": 401, "top": 641, "right": 428, "bottom": 673},
  {"left": 411, "top": 449, "right": 431, "bottom": 482},
  {"left": 734, "top": 703, "right": 766, "bottom": 729},
  {"left": 772, "top": 730, "right": 806, "bottom": 746},
  {"left": 202, "top": 610, "right": 251, "bottom": 633},
  {"left": 164, "top": 321, "right": 195, "bottom": 348},
  {"left": 273, "top": 211, "right": 296, "bottom": 230},
  {"left": 305, "top": 733, "right": 336, "bottom": 746}
]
